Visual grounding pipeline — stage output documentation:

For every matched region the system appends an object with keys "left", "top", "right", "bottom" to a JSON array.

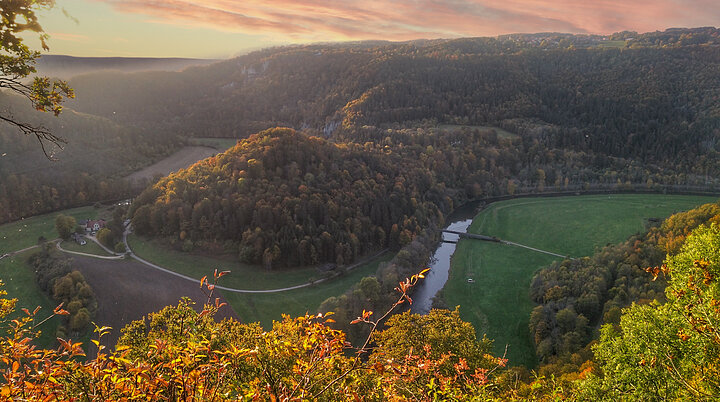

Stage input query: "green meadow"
[
  {"left": 127, "top": 234, "right": 393, "bottom": 325},
  {"left": 0, "top": 206, "right": 97, "bottom": 255},
  {"left": 444, "top": 194, "right": 718, "bottom": 368},
  {"left": 0, "top": 252, "right": 62, "bottom": 347}
]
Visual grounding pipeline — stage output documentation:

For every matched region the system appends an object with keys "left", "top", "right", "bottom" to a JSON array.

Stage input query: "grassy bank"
[
  {"left": 0, "top": 251, "right": 61, "bottom": 348},
  {"left": 222, "top": 252, "right": 394, "bottom": 327},
  {"left": 127, "top": 234, "right": 324, "bottom": 290},
  {"left": 444, "top": 194, "right": 718, "bottom": 368},
  {"left": 59, "top": 239, "right": 114, "bottom": 256}
]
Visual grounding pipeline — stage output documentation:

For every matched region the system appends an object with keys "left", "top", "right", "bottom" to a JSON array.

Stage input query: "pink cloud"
[{"left": 92, "top": 0, "right": 720, "bottom": 41}]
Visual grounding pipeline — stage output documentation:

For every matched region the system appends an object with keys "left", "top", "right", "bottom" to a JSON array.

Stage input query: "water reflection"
[{"left": 411, "top": 202, "right": 481, "bottom": 314}]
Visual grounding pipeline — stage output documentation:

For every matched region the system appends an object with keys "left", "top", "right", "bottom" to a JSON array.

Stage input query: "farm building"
[{"left": 79, "top": 219, "right": 106, "bottom": 233}]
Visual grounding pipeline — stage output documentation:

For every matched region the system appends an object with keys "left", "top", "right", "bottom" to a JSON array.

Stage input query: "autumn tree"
[{"left": 1, "top": 0, "right": 74, "bottom": 157}]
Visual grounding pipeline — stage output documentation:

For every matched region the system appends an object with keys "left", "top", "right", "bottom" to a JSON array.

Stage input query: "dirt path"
[
  {"left": 71, "top": 255, "right": 238, "bottom": 348},
  {"left": 2, "top": 243, "right": 42, "bottom": 259},
  {"left": 56, "top": 241, "right": 123, "bottom": 260},
  {"left": 500, "top": 240, "right": 570, "bottom": 259}
]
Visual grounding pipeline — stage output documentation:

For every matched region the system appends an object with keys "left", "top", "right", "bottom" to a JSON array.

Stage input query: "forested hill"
[
  {"left": 67, "top": 27, "right": 720, "bottom": 167},
  {"left": 129, "top": 128, "right": 446, "bottom": 267}
]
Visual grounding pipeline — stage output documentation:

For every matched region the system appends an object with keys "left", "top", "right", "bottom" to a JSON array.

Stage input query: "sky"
[{"left": 27, "top": 0, "right": 720, "bottom": 59}]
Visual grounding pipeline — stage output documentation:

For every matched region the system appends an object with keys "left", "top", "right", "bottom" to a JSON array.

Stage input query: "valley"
[{"left": 2, "top": 22, "right": 720, "bottom": 398}]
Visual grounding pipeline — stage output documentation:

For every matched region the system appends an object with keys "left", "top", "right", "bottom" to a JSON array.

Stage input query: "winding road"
[{"left": 3, "top": 227, "right": 387, "bottom": 294}]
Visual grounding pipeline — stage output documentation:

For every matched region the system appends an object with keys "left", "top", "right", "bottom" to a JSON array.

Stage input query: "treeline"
[
  {"left": 28, "top": 245, "right": 97, "bottom": 336},
  {"left": 529, "top": 200, "right": 720, "bottom": 374}
]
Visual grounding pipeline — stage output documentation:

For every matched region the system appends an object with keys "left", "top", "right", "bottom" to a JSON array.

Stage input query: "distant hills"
[
  {"left": 35, "top": 55, "right": 221, "bottom": 78},
  {"left": 4, "top": 27, "right": 720, "bottom": 223}
]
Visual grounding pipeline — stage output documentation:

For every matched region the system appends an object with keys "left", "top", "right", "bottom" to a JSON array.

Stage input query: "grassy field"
[
  {"left": 127, "top": 234, "right": 394, "bottom": 325},
  {"left": 444, "top": 194, "right": 718, "bottom": 368},
  {"left": 436, "top": 125, "right": 519, "bottom": 139},
  {"left": 127, "top": 234, "right": 326, "bottom": 290},
  {"left": 0, "top": 206, "right": 98, "bottom": 255},
  {"left": 0, "top": 251, "right": 62, "bottom": 347},
  {"left": 222, "top": 253, "right": 394, "bottom": 327}
]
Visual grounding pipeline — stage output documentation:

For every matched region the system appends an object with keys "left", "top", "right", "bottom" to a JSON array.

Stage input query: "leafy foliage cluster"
[
  {"left": 580, "top": 223, "right": 720, "bottom": 399},
  {"left": 0, "top": 0, "right": 73, "bottom": 157},
  {"left": 0, "top": 270, "right": 510, "bottom": 400},
  {"left": 320, "top": 227, "right": 441, "bottom": 345},
  {"left": 27, "top": 245, "right": 97, "bottom": 334},
  {"left": 54, "top": 213, "right": 76, "bottom": 240},
  {"left": 95, "top": 205, "right": 127, "bottom": 251}
]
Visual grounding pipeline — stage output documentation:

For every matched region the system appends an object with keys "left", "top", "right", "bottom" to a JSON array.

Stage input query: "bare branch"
[{"left": 0, "top": 114, "right": 64, "bottom": 159}]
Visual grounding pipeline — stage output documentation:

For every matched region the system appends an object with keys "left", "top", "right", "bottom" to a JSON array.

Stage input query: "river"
[{"left": 411, "top": 201, "right": 481, "bottom": 314}]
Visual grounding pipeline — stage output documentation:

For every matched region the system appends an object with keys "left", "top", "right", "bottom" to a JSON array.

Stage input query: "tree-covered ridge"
[
  {"left": 581, "top": 223, "right": 720, "bottom": 400},
  {"left": 0, "top": 90, "right": 181, "bottom": 223},
  {"left": 67, "top": 28, "right": 720, "bottom": 170},
  {"left": 529, "top": 201, "right": 720, "bottom": 373},
  {"left": 129, "top": 128, "right": 444, "bottom": 267}
]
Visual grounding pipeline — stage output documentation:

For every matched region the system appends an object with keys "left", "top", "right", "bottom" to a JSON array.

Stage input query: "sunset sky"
[{"left": 29, "top": 0, "right": 720, "bottom": 58}]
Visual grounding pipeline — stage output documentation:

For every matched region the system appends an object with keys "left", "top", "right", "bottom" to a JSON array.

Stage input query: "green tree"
[
  {"left": 1, "top": 0, "right": 74, "bottom": 157},
  {"left": 54, "top": 214, "right": 76, "bottom": 239},
  {"left": 95, "top": 227, "right": 114, "bottom": 248},
  {"left": 371, "top": 308, "right": 496, "bottom": 373},
  {"left": 581, "top": 224, "right": 720, "bottom": 400}
]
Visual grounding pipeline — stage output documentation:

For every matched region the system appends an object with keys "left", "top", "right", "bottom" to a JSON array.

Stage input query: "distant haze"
[{"left": 35, "top": 55, "right": 220, "bottom": 79}]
